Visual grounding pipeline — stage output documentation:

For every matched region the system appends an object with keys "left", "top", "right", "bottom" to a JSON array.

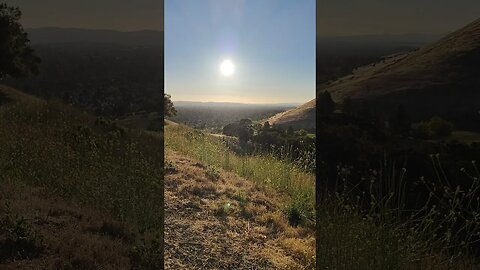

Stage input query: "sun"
[{"left": 220, "top": 59, "right": 235, "bottom": 77}]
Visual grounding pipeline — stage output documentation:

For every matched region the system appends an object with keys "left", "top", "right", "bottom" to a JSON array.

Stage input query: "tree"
[
  {"left": 237, "top": 125, "right": 253, "bottom": 144},
  {"left": 389, "top": 105, "right": 411, "bottom": 134},
  {"left": 428, "top": 116, "right": 453, "bottom": 138},
  {"left": 342, "top": 97, "right": 355, "bottom": 115},
  {"left": 318, "top": 90, "right": 335, "bottom": 116},
  {"left": 411, "top": 122, "right": 431, "bottom": 139},
  {"left": 0, "top": 4, "right": 40, "bottom": 79},
  {"left": 262, "top": 121, "right": 271, "bottom": 131},
  {"left": 164, "top": 93, "right": 176, "bottom": 117},
  {"left": 287, "top": 126, "right": 294, "bottom": 136}
]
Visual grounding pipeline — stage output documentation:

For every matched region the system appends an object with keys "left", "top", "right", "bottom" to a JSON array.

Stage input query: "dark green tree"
[
  {"left": 342, "top": 97, "right": 355, "bottom": 115},
  {"left": 428, "top": 116, "right": 453, "bottom": 138},
  {"left": 0, "top": 3, "right": 40, "bottom": 79},
  {"left": 262, "top": 121, "right": 271, "bottom": 131},
  {"left": 389, "top": 105, "right": 411, "bottom": 134},
  {"left": 164, "top": 93, "right": 176, "bottom": 117},
  {"left": 287, "top": 126, "right": 294, "bottom": 136},
  {"left": 318, "top": 90, "right": 335, "bottom": 116}
]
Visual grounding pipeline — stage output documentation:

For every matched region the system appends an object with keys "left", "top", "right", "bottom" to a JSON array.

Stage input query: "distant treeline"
[
  {"left": 6, "top": 43, "right": 164, "bottom": 117},
  {"left": 169, "top": 105, "right": 293, "bottom": 133}
]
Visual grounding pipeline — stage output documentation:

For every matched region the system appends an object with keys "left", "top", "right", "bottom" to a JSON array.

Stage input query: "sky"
[
  {"left": 318, "top": 0, "right": 480, "bottom": 36},
  {"left": 165, "top": 0, "right": 316, "bottom": 104},
  {"left": 5, "top": 0, "right": 163, "bottom": 31}
]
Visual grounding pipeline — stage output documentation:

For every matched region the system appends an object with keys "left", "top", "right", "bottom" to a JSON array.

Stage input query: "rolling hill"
[
  {"left": 265, "top": 99, "right": 316, "bottom": 131},
  {"left": 266, "top": 33, "right": 441, "bottom": 131},
  {"left": 322, "top": 18, "right": 480, "bottom": 124}
]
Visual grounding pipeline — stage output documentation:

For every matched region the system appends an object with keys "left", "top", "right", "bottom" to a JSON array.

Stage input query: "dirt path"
[{"left": 164, "top": 150, "right": 315, "bottom": 270}]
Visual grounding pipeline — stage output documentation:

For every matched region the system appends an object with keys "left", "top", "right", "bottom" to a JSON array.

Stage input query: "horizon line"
[
  {"left": 316, "top": 32, "right": 447, "bottom": 38},
  {"left": 25, "top": 26, "right": 163, "bottom": 33},
  {"left": 172, "top": 100, "right": 306, "bottom": 105}
]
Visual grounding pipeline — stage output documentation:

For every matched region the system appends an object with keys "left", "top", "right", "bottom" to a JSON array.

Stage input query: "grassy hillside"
[
  {"left": 266, "top": 99, "right": 316, "bottom": 131},
  {"left": 0, "top": 85, "right": 164, "bottom": 269},
  {"left": 164, "top": 150, "right": 315, "bottom": 269},
  {"left": 316, "top": 34, "right": 436, "bottom": 84},
  {"left": 323, "top": 18, "right": 480, "bottom": 124},
  {"left": 164, "top": 122, "right": 315, "bottom": 268},
  {"left": 165, "top": 123, "right": 315, "bottom": 224}
]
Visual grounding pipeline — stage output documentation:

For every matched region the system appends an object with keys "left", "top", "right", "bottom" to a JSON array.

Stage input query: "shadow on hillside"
[{"left": 0, "top": 91, "right": 13, "bottom": 106}]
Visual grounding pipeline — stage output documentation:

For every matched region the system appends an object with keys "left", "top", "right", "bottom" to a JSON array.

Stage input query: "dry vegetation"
[
  {"left": 266, "top": 99, "right": 316, "bottom": 131},
  {"left": 317, "top": 158, "right": 480, "bottom": 269},
  {"left": 323, "top": 18, "right": 480, "bottom": 119},
  {"left": 164, "top": 123, "right": 315, "bottom": 269},
  {"left": 0, "top": 85, "right": 164, "bottom": 269}
]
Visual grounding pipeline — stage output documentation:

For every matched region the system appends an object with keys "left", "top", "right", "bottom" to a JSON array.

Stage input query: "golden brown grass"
[
  {"left": 164, "top": 150, "right": 315, "bottom": 269},
  {"left": 0, "top": 85, "right": 164, "bottom": 269},
  {"left": 0, "top": 180, "right": 132, "bottom": 269}
]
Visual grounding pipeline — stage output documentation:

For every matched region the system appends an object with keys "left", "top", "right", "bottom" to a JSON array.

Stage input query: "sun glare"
[{"left": 220, "top": 59, "right": 235, "bottom": 77}]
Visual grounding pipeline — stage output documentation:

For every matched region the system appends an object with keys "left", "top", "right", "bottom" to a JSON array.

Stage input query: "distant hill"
[
  {"left": 265, "top": 99, "right": 316, "bottom": 131},
  {"left": 317, "top": 33, "right": 441, "bottom": 48},
  {"left": 6, "top": 28, "right": 163, "bottom": 117},
  {"left": 316, "top": 33, "right": 440, "bottom": 84},
  {"left": 322, "top": 18, "right": 480, "bottom": 127},
  {"left": 294, "top": 22, "right": 480, "bottom": 131},
  {"left": 173, "top": 101, "right": 301, "bottom": 108},
  {"left": 26, "top": 27, "right": 163, "bottom": 47}
]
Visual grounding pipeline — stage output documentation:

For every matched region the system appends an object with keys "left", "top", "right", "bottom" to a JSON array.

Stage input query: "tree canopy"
[
  {"left": 0, "top": 3, "right": 40, "bottom": 79},
  {"left": 164, "top": 93, "right": 177, "bottom": 117},
  {"left": 318, "top": 90, "right": 335, "bottom": 116}
]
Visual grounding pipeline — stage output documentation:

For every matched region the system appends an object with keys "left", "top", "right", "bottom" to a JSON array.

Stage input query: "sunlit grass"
[{"left": 165, "top": 123, "right": 315, "bottom": 227}]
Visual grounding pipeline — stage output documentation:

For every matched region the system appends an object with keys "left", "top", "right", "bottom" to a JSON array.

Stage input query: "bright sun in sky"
[{"left": 220, "top": 59, "right": 235, "bottom": 77}]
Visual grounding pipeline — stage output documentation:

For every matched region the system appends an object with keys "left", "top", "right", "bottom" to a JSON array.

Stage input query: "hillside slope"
[
  {"left": 323, "top": 18, "right": 480, "bottom": 120},
  {"left": 164, "top": 150, "right": 314, "bottom": 269},
  {"left": 164, "top": 123, "right": 315, "bottom": 269},
  {"left": 266, "top": 99, "right": 316, "bottom": 131},
  {"left": 0, "top": 85, "right": 164, "bottom": 269}
]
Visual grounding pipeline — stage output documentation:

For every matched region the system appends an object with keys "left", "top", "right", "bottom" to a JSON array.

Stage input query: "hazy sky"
[
  {"left": 5, "top": 0, "right": 163, "bottom": 31},
  {"left": 165, "top": 0, "right": 316, "bottom": 104},
  {"left": 318, "top": 0, "right": 480, "bottom": 36}
]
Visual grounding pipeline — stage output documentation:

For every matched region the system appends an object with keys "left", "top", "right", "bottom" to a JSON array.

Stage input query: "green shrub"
[
  {"left": 411, "top": 122, "right": 432, "bottom": 139},
  {"left": 412, "top": 117, "right": 454, "bottom": 139},
  {"left": 284, "top": 193, "right": 313, "bottom": 227},
  {"left": 428, "top": 116, "right": 453, "bottom": 138},
  {"left": 215, "top": 202, "right": 232, "bottom": 217}
]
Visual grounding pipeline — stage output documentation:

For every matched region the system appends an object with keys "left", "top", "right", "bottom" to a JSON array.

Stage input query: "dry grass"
[
  {"left": 164, "top": 150, "right": 315, "bottom": 269},
  {"left": 165, "top": 123, "right": 315, "bottom": 228},
  {"left": 266, "top": 98, "right": 316, "bottom": 130},
  {"left": 0, "top": 86, "right": 164, "bottom": 268},
  {"left": 0, "top": 181, "right": 132, "bottom": 269}
]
